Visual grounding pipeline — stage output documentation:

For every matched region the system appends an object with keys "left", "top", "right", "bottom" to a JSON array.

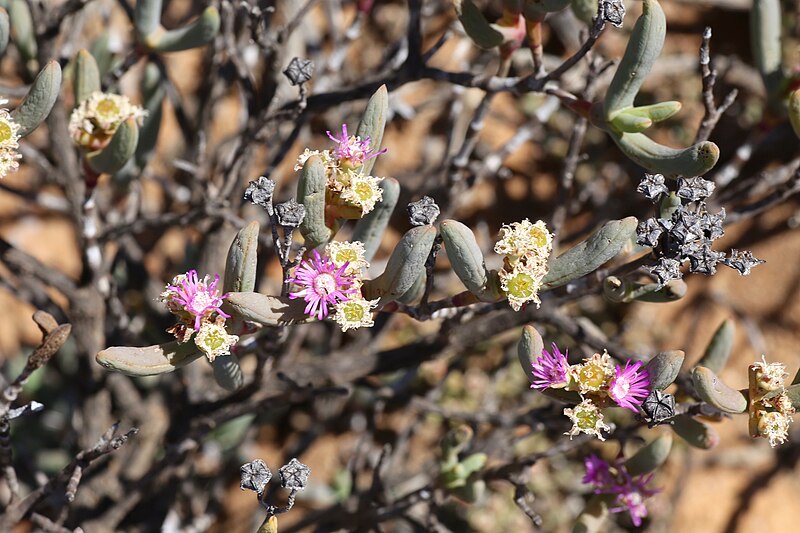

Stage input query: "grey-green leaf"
[
  {"left": 671, "top": 414, "right": 719, "bottom": 449},
  {"left": 355, "top": 84, "right": 388, "bottom": 176},
  {"left": 8, "top": 0, "right": 35, "bottom": 64},
  {"left": 146, "top": 7, "right": 220, "bottom": 53},
  {"left": 625, "top": 433, "right": 672, "bottom": 476},
  {"left": 517, "top": 325, "right": 544, "bottom": 384},
  {"left": 96, "top": 341, "right": 203, "bottom": 376},
  {"left": 135, "top": 61, "right": 165, "bottom": 168},
  {"left": 297, "top": 155, "right": 332, "bottom": 250},
  {"left": 645, "top": 350, "right": 684, "bottom": 390},
  {"left": 692, "top": 366, "right": 748, "bottom": 414},
  {"left": 87, "top": 117, "right": 139, "bottom": 174},
  {"left": 11, "top": 60, "right": 62, "bottom": 137},
  {"left": 697, "top": 319, "right": 734, "bottom": 374},
  {"left": 74, "top": 49, "right": 101, "bottom": 106},
  {"left": 454, "top": 0, "right": 504, "bottom": 50},
  {"left": 362, "top": 225, "right": 437, "bottom": 303},
  {"left": 224, "top": 221, "right": 260, "bottom": 294},
  {"left": 224, "top": 292, "right": 311, "bottom": 326},
  {"left": 440, "top": 219, "right": 500, "bottom": 302},
  {"left": 0, "top": 9, "right": 9, "bottom": 58},
  {"left": 542, "top": 217, "right": 637, "bottom": 290},
  {"left": 212, "top": 356, "right": 244, "bottom": 391}
]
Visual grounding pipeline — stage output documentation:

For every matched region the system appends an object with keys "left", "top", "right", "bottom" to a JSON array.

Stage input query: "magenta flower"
[
  {"left": 162, "top": 270, "right": 229, "bottom": 330},
  {"left": 530, "top": 342, "right": 569, "bottom": 389},
  {"left": 583, "top": 455, "right": 659, "bottom": 528},
  {"left": 287, "top": 250, "right": 358, "bottom": 320},
  {"left": 608, "top": 360, "right": 650, "bottom": 411},
  {"left": 326, "top": 124, "right": 387, "bottom": 166}
]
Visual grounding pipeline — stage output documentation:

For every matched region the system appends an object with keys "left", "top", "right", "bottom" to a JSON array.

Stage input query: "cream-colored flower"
[
  {"left": 571, "top": 351, "right": 615, "bottom": 394},
  {"left": 564, "top": 399, "right": 611, "bottom": 441},
  {"left": 751, "top": 355, "right": 788, "bottom": 394},
  {"left": 340, "top": 173, "right": 383, "bottom": 215},
  {"left": 294, "top": 148, "right": 334, "bottom": 172},
  {"left": 757, "top": 410, "right": 792, "bottom": 447},
  {"left": 0, "top": 100, "right": 21, "bottom": 178},
  {"left": 194, "top": 321, "right": 238, "bottom": 362},
  {"left": 494, "top": 219, "right": 553, "bottom": 263},
  {"left": 499, "top": 263, "right": 545, "bottom": 311},
  {"left": 325, "top": 240, "right": 369, "bottom": 275},
  {"left": 68, "top": 92, "right": 146, "bottom": 148},
  {"left": 333, "top": 296, "right": 378, "bottom": 332}
]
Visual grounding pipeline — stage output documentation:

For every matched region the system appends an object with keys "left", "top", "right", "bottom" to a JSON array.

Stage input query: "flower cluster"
[
  {"left": 287, "top": 241, "right": 378, "bottom": 331},
  {"left": 583, "top": 455, "right": 659, "bottom": 527},
  {"left": 531, "top": 344, "right": 650, "bottom": 441},
  {"left": 159, "top": 270, "right": 237, "bottom": 362},
  {"left": 494, "top": 219, "right": 552, "bottom": 311},
  {"left": 635, "top": 173, "right": 764, "bottom": 286},
  {"left": 0, "top": 99, "right": 21, "bottom": 178},
  {"left": 749, "top": 356, "right": 795, "bottom": 447},
  {"left": 68, "top": 92, "right": 147, "bottom": 150},
  {"left": 295, "top": 124, "right": 386, "bottom": 217}
]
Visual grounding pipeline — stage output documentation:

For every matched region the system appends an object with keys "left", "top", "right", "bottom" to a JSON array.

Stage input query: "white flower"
[
  {"left": 498, "top": 262, "right": 546, "bottom": 311},
  {"left": 194, "top": 321, "right": 238, "bottom": 362},
  {"left": 494, "top": 219, "right": 553, "bottom": 263},
  {"left": 339, "top": 173, "right": 383, "bottom": 215},
  {"left": 751, "top": 355, "right": 788, "bottom": 394},
  {"left": 0, "top": 100, "right": 21, "bottom": 178},
  {"left": 68, "top": 92, "right": 146, "bottom": 148},
  {"left": 758, "top": 410, "right": 792, "bottom": 447},
  {"left": 325, "top": 240, "right": 369, "bottom": 275},
  {"left": 564, "top": 399, "right": 611, "bottom": 441},
  {"left": 333, "top": 296, "right": 378, "bottom": 332}
]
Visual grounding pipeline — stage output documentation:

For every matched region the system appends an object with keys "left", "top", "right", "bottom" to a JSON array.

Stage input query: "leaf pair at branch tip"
[{"left": 135, "top": 0, "right": 220, "bottom": 53}]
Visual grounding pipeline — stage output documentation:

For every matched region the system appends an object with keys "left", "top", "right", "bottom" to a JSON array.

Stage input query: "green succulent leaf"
[
  {"left": 697, "top": 319, "right": 735, "bottom": 374},
  {"left": 0, "top": 8, "right": 9, "bottom": 58},
  {"left": 570, "top": 0, "right": 598, "bottom": 26},
  {"left": 644, "top": 350, "right": 685, "bottom": 390},
  {"left": 625, "top": 433, "right": 672, "bottom": 476},
  {"left": 211, "top": 356, "right": 244, "bottom": 391},
  {"left": 751, "top": 0, "right": 783, "bottom": 100},
  {"left": 517, "top": 325, "right": 544, "bottom": 385},
  {"left": 135, "top": 61, "right": 165, "bottom": 168},
  {"left": 355, "top": 84, "right": 388, "bottom": 176},
  {"left": 74, "top": 49, "right": 101, "bottom": 106},
  {"left": 8, "top": 0, "right": 36, "bottom": 64},
  {"left": 542, "top": 217, "right": 637, "bottom": 290},
  {"left": 96, "top": 341, "right": 203, "bottom": 376},
  {"left": 362, "top": 225, "right": 437, "bottom": 303},
  {"left": 671, "top": 414, "right": 719, "bottom": 449},
  {"left": 789, "top": 89, "right": 800, "bottom": 140},
  {"left": 440, "top": 219, "right": 502, "bottom": 302},
  {"left": 224, "top": 221, "right": 260, "bottom": 294},
  {"left": 454, "top": 0, "right": 504, "bottom": 49},
  {"left": 134, "top": 0, "right": 162, "bottom": 37},
  {"left": 692, "top": 366, "right": 748, "bottom": 414},
  {"left": 603, "top": 0, "right": 666, "bottom": 117},
  {"left": 11, "top": 60, "right": 63, "bottom": 137},
  {"left": 297, "top": 155, "right": 333, "bottom": 250},
  {"left": 87, "top": 117, "right": 140, "bottom": 174},
  {"left": 609, "top": 132, "right": 719, "bottom": 176},
  {"left": 145, "top": 7, "right": 220, "bottom": 53},
  {"left": 224, "top": 292, "right": 312, "bottom": 326}
]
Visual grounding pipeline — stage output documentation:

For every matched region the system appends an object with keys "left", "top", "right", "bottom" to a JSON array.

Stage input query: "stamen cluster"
[{"left": 494, "top": 219, "right": 552, "bottom": 311}]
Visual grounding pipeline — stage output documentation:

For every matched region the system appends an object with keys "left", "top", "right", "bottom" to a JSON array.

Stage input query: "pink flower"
[
  {"left": 287, "top": 250, "right": 358, "bottom": 320},
  {"left": 162, "top": 270, "right": 229, "bottom": 330},
  {"left": 530, "top": 343, "right": 569, "bottom": 389},
  {"left": 326, "top": 124, "right": 386, "bottom": 166},
  {"left": 583, "top": 455, "right": 659, "bottom": 528},
  {"left": 608, "top": 360, "right": 650, "bottom": 411}
]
